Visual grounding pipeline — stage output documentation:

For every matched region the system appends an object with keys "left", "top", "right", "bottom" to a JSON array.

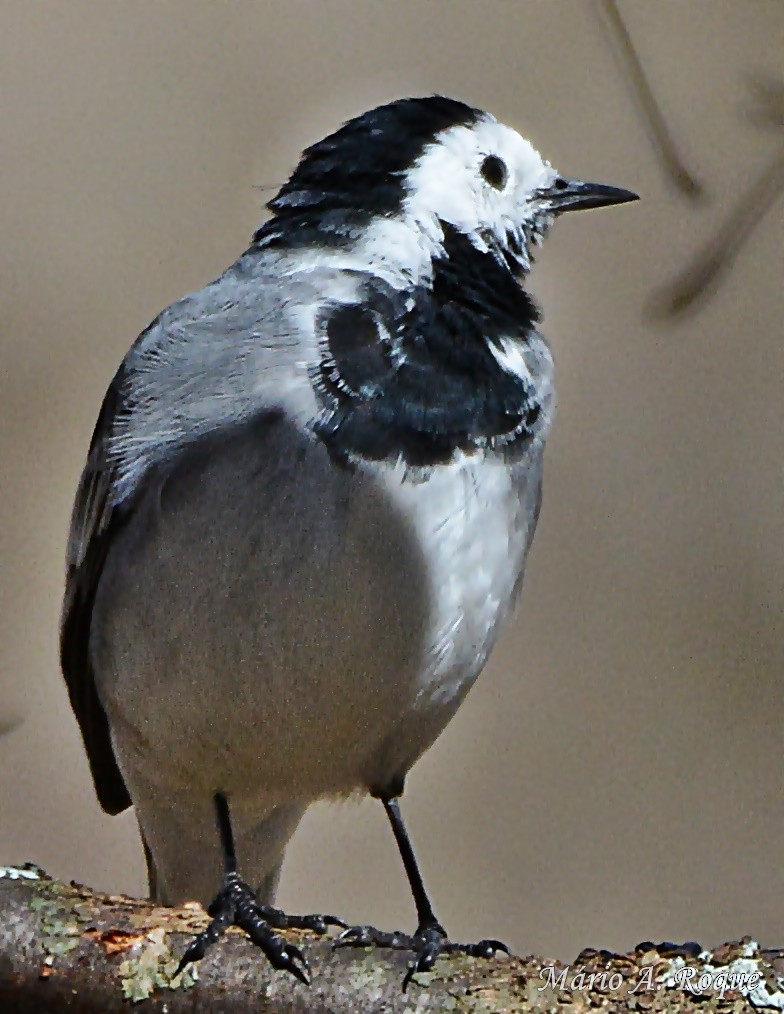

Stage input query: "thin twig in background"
[
  {"left": 596, "top": 0, "right": 704, "bottom": 199},
  {"left": 650, "top": 77, "right": 784, "bottom": 318},
  {"left": 743, "top": 74, "right": 784, "bottom": 132},
  {"left": 648, "top": 147, "right": 784, "bottom": 318},
  {"left": 596, "top": 20, "right": 784, "bottom": 319}
]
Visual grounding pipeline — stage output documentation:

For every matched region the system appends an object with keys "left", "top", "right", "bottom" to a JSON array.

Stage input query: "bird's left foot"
[
  {"left": 336, "top": 919, "right": 509, "bottom": 989},
  {"left": 176, "top": 871, "right": 346, "bottom": 984}
]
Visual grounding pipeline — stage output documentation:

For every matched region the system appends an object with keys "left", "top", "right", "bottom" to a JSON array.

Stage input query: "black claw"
[
  {"left": 402, "top": 963, "right": 418, "bottom": 991},
  {"left": 176, "top": 910, "right": 231, "bottom": 975},
  {"left": 457, "top": 937, "right": 510, "bottom": 960},
  {"left": 176, "top": 871, "right": 341, "bottom": 984},
  {"left": 266, "top": 938, "right": 310, "bottom": 986},
  {"left": 286, "top": 959, "right": 310, "bottom": 987},
  {"left": 175, "top": 940, "right": 205, "bottom": 977}
]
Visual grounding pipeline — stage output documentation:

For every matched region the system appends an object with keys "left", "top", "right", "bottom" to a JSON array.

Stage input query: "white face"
[{"left": 401, "top": 114, "right": 559, "bottom": 265}]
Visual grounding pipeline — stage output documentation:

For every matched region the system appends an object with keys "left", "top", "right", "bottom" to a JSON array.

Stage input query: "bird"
[{"left": 60, "top": 95, "right": 638, "bottom": 985}]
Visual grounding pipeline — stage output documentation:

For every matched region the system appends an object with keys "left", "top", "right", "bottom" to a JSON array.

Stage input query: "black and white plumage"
[{"left": 61, "top": 95, "right": 637, "bottom": 981}]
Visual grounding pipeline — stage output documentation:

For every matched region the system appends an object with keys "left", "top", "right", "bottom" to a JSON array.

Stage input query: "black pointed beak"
[{"left": 540, "top": 178, "right": 639, "bottom": 213}]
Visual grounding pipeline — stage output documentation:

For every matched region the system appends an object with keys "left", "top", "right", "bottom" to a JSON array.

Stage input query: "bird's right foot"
[{"left": 176, "top": 871, "right": 345, "bottom": 984}]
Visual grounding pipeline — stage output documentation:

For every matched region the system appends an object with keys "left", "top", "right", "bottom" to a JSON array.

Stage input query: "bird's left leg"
[
  {"left": 337, "top": 790, "right": 508, "bottom": 989},
  {"left": 176, "top": 791, "right": 345, "bottom": 984}
]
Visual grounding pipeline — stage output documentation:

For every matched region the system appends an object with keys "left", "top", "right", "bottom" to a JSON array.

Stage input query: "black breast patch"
[
  {"left": 312, "top": 228, "right": 547, "bottom": 469},
  {"left": 322, "top": 303, "right": 394, "bottom": 399}
]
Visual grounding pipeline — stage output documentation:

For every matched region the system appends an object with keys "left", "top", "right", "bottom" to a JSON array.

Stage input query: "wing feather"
[{"left": 60, "top": 366, "right": 131, "bottom": 814}]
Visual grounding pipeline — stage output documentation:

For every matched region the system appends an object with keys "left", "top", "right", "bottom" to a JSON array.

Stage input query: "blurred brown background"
[{"left": 1, "top": 1, "right": 781, "bottom": 960}]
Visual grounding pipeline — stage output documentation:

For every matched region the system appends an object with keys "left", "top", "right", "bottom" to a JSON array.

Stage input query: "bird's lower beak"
[{"left": 539, "top": 178, "right": 640, "bottom": 213}]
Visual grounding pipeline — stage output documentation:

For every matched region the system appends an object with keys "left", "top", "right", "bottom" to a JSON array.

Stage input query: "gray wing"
[
  {"left": 59, "top": 254, "right": 324, "bottom": 814},
  {"left": 61, "top": 364, "right": 132, "bottom": 813}
]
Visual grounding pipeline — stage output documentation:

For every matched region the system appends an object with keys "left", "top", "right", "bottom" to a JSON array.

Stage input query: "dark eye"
[{"left": 480, "top": 154, "right": 508, "bottom": 190}]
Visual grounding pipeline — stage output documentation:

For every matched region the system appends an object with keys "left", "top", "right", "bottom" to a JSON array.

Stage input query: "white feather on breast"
[{"left": 376, "top": 447, "right": 541, "bottom": 709}]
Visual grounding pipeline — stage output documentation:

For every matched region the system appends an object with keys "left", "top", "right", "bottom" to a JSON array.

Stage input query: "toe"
[{"left": 467, "top": 938, "right": 510, "bottom": 959}]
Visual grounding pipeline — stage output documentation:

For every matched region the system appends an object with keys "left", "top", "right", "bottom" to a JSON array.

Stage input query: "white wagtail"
[{"left": 61, "top": 96, "right": 637, "bottom": 984}]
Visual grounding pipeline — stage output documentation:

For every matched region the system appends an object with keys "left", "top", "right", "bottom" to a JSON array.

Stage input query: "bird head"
[{"left": 264, "top": 96, "right": 638, "bottom": 278}]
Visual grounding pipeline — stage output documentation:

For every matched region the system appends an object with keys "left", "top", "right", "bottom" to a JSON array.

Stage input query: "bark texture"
[{"left": 0, "top": 865, "right": 781, "bottom": 1012}]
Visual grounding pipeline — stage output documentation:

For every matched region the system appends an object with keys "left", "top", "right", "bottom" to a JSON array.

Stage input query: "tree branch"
[{"left": 0, "top": 864, "right": 781, "bottom": 1012}]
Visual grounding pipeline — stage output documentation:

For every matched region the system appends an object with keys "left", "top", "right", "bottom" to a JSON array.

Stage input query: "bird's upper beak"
[{"left": 538, "top": 177, "right": 639, "bottom": 214}]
